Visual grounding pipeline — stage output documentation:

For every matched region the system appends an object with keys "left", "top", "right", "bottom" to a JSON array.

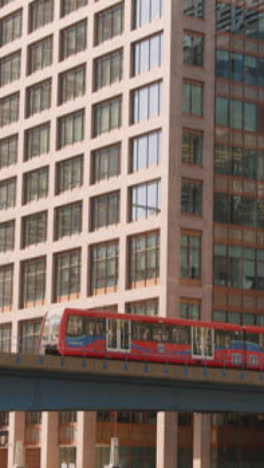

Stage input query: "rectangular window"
[
  {"left": 22, "top": 211, "right": 47, "bottom": 248},
  {"left": 54, "top": 249, "right": 81, "bottom": 302},
  {"left": 0, "top": 220, "right": 15, "bottom": 253},
  {"left": 0, "top": 134, "right": 17, "bottom": 169},
  {"left": 0, "top": 92, "right": 19, "bottom": 127},
  {"left": 183, "top": 32, "right": 204, "bottom": 66},
  {"left": 0, "top": 264, "right": 13, "bottom": 312},
  {"left": 180, "top": 232, "right": 201, "bottom": 280},
  {"left": 56, "top": 154, "right": 83, "bottom": 194},
  {"left": 90, "top": 240, "right": 119, "bottom": 295},
  {"left": 0, "top": 9, "right": 22, "bottom": 46},
  {"left": 133, "top": 0, "right": 164, "bottom": 29},
  {"left": 132, "top": 32, "right": 163, "bottom": 76},
  {"left": 21, "top": 258, "right": 46, "bottom": 308},
  {"left": 90, "top": 191, "right": 120, "bottom": 231},
  {"left": 129, "top": 231, "right": 160, "bottom": 288},
  {"left": 28, "top": 35, "right": 53, "bottom": 75},
  {"left": 54, "top": 202, "right": 82, "bottom": 240},
  {"left": 0, "top": 178, "right": 16, "bottom": 210},
  {"left": 95, "top": 3, "right": 123, "bottom": 46},
  {"left": 182, "top": 81, "right": 203, "bottom": 116},
  {"left": 94, "top": 49, "right": 123, "bottom": 92},
  {"left": 180, "top": 300, "right": 201, "bottom": 320},
  {"left": 0, "top": 50, "right": 21, "bottom": 87},
  {"left": 181, "top": 180, "right": 202, "bottom": 216},
  {"left": 19, "top": 319, "right": 41, "bottom": 353},
  {"left": 0, "top": 0, "right": 14, "bottom": 6},
  {"left": 126, "top": 299, "right": 159, "bottom": 316},
  {"left": 93, "top": 96, "right": 122, "bottom": 137},
  {"left": 91, "top": 143, "right": 120, "bottom": 183},
  {"left": 215, "top": 97, "right": 257, "bottom": 133},
  {"left": 58, "top": 110, "right": 85, "bottom": 149},
  {"left": 184, "top": 0, "right": 204, "bottom": 17},
  {"left": 131, "top": 81, "right": 162, "bottom": 124},
  {"left": 0, "top": 324, "right": 11, "bottom": 353},
  {"left": 59, "top": 64, "right": 86, "bottom": 105},
  {"left": 26, "top": 79, "right": 51, "bottom": 118},
  {"left": 23, "top": 167, "right": 49, "bottom": 204},
  {"left": 60, "top": 20, "right": 87, "bottom": 61},
  {"left": 130, "top": 179, "right": 161, "bottom": 221},
  {"left": 130, "top": 129, "right": 161, "bottom": 172},
  {"left": 29, "top": 0, "right": 53, "bottom": 33},
  {"left": 182, "top": 130, "right": 202, "bottom": 166},
  {"left": 25, "top": 122, "right": 50, "bottom": 161},
  {"left": 61, "top": 0, "right": 87, "bottom": 17}
]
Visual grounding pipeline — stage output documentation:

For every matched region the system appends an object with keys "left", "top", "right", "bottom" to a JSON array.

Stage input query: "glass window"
[
  {"left": 54, "top": 202, "right": 82, "bottom": 240},
  {"left": 91, "top": 191, "right": 120, "bottom": 231},
  {"left": 22, "top": 211, "right": 47, "bottom": 248},
  {"left": 183, "top": 32, "right": 204, "bottom": 66},
  {"left": 182, "top": 81, "right": 203, "bottom": 116},
  {"left": 132, "top": 32, "right": 163, "bottom": 76},
  {"left": 0, "top": 325, "right": 11, "bottom": 353},
  {"left": 61, "top": 0, "right": 87, "bottom": 17},
  {"left": 130, "top": 129, "right": 161, "bottom": 172},
  {"left": 23, "top": 167, "right": 49, "bottom": 204},
  {"left": 29, "top": 0, "right": 53, "bottom": 33},
  {"left": 215, "top": 96, "right": 228, "bottom": 127},
  {"left": 95, "top": 3, "right": 123, "bottom": 45},
  {"left": 0, "top": 221, "right": 15, "bottom": 253},
  {"left": 126, "top": 299, "right": 159, "bottom": 316},
  {"left": 60, "top": 20, "right": 87, "bottom": 61},
  {"left": 0, "top": 50, "right": 21, "bottom": 87},
  {"left": 19, "top": 320, "right": 41, "bottom": 353},
  {"left": 131, "top": 81, "right": 162, "bottom": 123},
  {"left": 20, "top": 258, "right": 46, "bottom": 308},
  {"left": 0, "top": 134, "right": 17, "bottom": 169},
  {"left": 93, "top": 97, "right": 122, "bottom": 137},
  {"left": 28, "top": 35, "right": 53, "bottom": 75},
  {"left": 0, "top": 265, "right": 13, "bottom": 312},
  {"left": 56, "top": 154, "right": 83, "bottom": 194},
  {"left": 26, "top": 79, "right": 52, "bottom": 118},
  {"left": 215, "top": 49, "right": 230, "bottom": 79},
  {"left": 92, "top": 143, "right": 120, "bottom": 183},
  {"left": 130, "top": 179, "right": 161, "bottom": 221},
  {"left": 184, "top": 0, "right": 204, "bottom": 17},
  {"left": 59, "top": 64, "right": 86, "bottom": 104},
  {"left": 180, "top": 232, "right": 201, "bottom": 280},
  {"left": 0, "top": 9, "right": 22, "bottom": 46},
  {"left": 182, "top": 130, "right": 202, "bottom": 165},
  {"left": 54, "top": 249, "right": 81, "bottom": 302},
  {"left": 129, "top": 231, "right": 160, "bottom": 288},
  {"left": 0, "top": 178, "right": 16, "bottom": 210},
  {"left": 94, "top": 49, "right": 123, "bottom": 91},
  {"left": 180, "top": 301, "right": 200, "bottom": 320},
  {"left": 133, "top": 0, "right": 164, "bottom": 28},
  {"left": 25, "top": 122, "right": 50, "bottom": 161},
  {"left": 90, "top": 240, "right": 119, "bottom": 295},
  {"left": 58, "top": 109, "right": 85, "bottom": 148},
  {"left": 181, "top": 180, "right": 202, "bottom": 216},
  {"left": 0, "top": 92, "right": 19, "bottom": 127}
]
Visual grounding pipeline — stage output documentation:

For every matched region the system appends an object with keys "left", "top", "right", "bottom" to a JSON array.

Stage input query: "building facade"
[{"left": 1, "top": 0, "right": 264, "bottom": 466}]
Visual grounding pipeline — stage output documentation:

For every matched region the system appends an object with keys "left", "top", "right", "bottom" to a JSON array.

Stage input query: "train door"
[
  {"left": 191, "top": 327, "right": 215, "bottom": 360},
  {"left": 106, "top": 319, "right": 131, "bottom": 352}
]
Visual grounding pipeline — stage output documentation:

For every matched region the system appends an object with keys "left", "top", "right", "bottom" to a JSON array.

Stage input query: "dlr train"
[{"left": 39, "top": 308, "right": 264, "bottom": 369}]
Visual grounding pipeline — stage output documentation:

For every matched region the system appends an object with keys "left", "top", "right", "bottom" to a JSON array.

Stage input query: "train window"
[
  {"left": 172, "top": 326, "right": 190, "bottom": 345},
  {"left": 85, "top": 319, "right": 105, "bottom": 337},
  {"left": 249, "top": 355, "right": 258, "bottom": 367},
  {"left": 132, "top": 322, "right": 152, "bottom": 341},
  {"left": 66, "top": 315, "right": 83, "bottom": 337},
  {"left": 152, "top": 324, "right": 170, "bottom": 343},
  {"left": 259, "top": 334, "right": 264, "bottom": 351},
  {"left": 216, "top": 330, "right": 232, "bottom": 349},
  {"left": 245, "top": 332, "right": 259, "bottom": 346}
]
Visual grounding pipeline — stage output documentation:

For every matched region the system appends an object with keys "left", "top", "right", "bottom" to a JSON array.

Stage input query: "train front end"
[{"left": 39, "top": 309, "right": 64, "bottom": 354}]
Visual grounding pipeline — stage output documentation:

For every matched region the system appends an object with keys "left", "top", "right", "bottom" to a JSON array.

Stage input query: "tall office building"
[{"left": 1, "top": 0, "right": 264, "bottom": 466}]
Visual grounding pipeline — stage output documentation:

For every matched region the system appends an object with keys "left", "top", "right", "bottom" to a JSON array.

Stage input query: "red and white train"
[{"left": 39, "top": 308, "right": 264, "bottom": 369}]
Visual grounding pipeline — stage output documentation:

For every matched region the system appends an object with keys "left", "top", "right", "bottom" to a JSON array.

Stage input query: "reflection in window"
[
  {"left": 181, "top": 180, "right": 202, "bottom": 216},
  {"left": 182, "top": 81, "right": 203, "bottom": 116},
  {"left": 131, "top": 81, "right": 162, "bottom": 124},
  {"left": 133, "top": 0, "right": 164, "bottom": 28},
  {"left": 90, "top": 192, "right": 120, "bottom": 231},
  {"left": 183, "top": 33, "right": 203, "bottom": 66},
  {"left": 132, "top": 32, "right": 163, "bottom": 76},
  {"left": 130, "top": 130, "right": 161, "bottom": 172},
  {"left": 182, "top": 130, "right": 202, "bottom": 165},
  {"left": 130, "top": 180, "right": 161, "bottom": 221},
  {"left": 181, "top": 232, "right": 201, "bottom": 280},
  {"left": 216, "top": 97, "right": 257, "bottom": 132},
  {"left": 184, "top": 0, "right": 204, "bottom": 17},
  {"left": 128, "top": 231, "right": 160, "bottom": 288}
]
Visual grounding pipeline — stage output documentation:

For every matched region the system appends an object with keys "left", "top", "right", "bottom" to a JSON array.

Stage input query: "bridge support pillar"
[
  {"left": 8, "top": 412, "right": 25, "bottom": 468},
  {"left": 193, "top": 413, "right": 211, "bottom": 468},
  {"left": 76, "top": 411, "right": 96, "bottom": 468},
  {"left": 156, "top": 412, "right": 178, "bottom": 468},
  {"left": 40, "top": 412, "right": 58, "bottom": 468}
]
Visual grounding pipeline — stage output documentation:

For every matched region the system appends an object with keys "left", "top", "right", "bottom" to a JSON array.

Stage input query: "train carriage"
[{"left": 39, "top": 308, "right": 264, "bottom": 370}]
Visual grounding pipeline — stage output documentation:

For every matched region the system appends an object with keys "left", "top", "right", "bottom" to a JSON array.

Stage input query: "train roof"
[{"left": 63, "top": 308, "right": 244, "bottom": 331}]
